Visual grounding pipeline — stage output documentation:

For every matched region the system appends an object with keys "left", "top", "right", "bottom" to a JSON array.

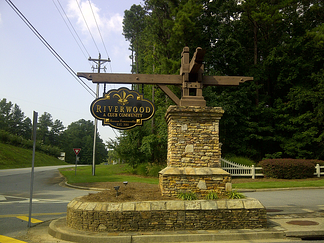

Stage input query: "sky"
[{"left": 0, "top": 0, "right": 143, "bottom": 143}]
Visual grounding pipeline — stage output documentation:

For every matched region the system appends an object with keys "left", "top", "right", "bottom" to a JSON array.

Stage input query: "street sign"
[{"left": 73, "top": 148, "right": 81, "bottom": 156}]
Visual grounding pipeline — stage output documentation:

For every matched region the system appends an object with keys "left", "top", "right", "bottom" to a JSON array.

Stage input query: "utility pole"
[{"left": 88, "top": 53, "right": 111, "bottom": 176}]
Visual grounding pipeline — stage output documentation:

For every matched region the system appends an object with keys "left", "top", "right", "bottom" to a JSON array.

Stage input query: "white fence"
[
  {"left": 315, "top": 164, "right": 324, "bottom": 177},
  {"left": 220, "top": 158, "right": 324, "bottom": 179},
  {"left": 220, "top": 158, "right": 263, "bottom": 179}
]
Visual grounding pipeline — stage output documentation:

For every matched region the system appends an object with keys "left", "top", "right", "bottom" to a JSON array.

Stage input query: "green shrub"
[
  {"left": 0, "top": 129, "right": 62, "bottom": 158},
  {"left": 147, "top": 164, "right": 165, "bottom": 177},
  {"left": 308, "top": 160, "right": 324, "bottom": 166},
  {"left": 177, "top": 191, "right": 197, "bottom": 200},
  {"left": 206, "top": 191, "right": 218, "bottom": 200},
  {"left": 135, "top": 163, "right": 148, "bottom": 176},
  {"left": 20, "top": 139, "right": 33, "bottom": 149},
  {"left": 259, "top": 159, "right": 315, "bottom": 179},
  {"left": 227, "top": 190, "right": 246, "bottom": 199},
  {"left": 0, "top": 130, "right": 10, "bottom": 143}
]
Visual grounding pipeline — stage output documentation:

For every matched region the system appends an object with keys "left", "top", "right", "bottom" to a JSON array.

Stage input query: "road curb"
[
  {"left": 236, "top": 186, "right": 324, "bottom": 192},
  {"left": 64, "top": 180, "right": 324, "bottom": 193},
  {"left": 285, "top": 230, "right": 324, "bottom": 238},
  {"left": 60, "top": 169, "right": 324, "bottom": 193},
  {"left": 49, "top": 217, "right": 286, "bottom": 243},
  {"left": 64, "top": 181, "right": 108, "bottom": 191}
]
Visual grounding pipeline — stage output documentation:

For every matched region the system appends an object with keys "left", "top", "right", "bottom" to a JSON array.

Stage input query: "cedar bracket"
[{"left": 77, "top": 47, "right": 253, "bottom": 107}]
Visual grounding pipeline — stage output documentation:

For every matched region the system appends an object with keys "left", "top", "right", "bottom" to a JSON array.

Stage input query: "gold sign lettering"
[
  {"left": 96, "top": 105, "right": 102, "bottom": 113},
  {"left": 90, "top": 87, "right": 155, "bottom": 130}
]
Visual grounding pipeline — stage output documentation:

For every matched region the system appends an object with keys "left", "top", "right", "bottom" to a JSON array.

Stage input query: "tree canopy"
[
  {"left": 114, "top": 0, "right": 324, "bottom": 163},
  {"left": 0, "top": 98, "right": 108, "bottom": 164}
]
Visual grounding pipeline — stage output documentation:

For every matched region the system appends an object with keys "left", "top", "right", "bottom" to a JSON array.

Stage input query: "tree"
[
  {"left": 60, "top": 119, "right": 107, "bottom": 164},
  {"left": 118, "top": 0, "right": 324, "bottom": 163},
  {"left": 37, "top": 112, "right": 53, "bottom": 144},
  {"left": 0, "top": 98, "right": 32, "bottom": 139},
  {"left": 8, "top": 104, "right": 25, "bottom": 136},
  {"left": 123, "top": 4, "right": 146, "bottom": 74},
  {"left": 198, "top": 0, "right": 324, "bottom": 161},
  {"left": 20, "top": 117, "right": 32, "bottom": 140},
  {"left": 49, "top": 119, "right": 65, "bottom": 147},
  {"left": 0, "top": 98, "right": 13, "bottom": 131}
]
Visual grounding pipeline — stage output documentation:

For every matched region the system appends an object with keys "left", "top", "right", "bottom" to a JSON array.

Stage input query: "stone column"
[{"left": 159, "top": 106, "right": 231, "bottom": 198}]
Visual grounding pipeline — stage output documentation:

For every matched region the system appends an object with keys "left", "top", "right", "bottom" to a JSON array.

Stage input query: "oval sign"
[{"left": 90, "top": 87, "right": 155, "bottom": 130}]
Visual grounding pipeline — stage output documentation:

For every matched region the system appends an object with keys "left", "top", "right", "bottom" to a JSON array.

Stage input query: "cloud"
[
  {"left": 67, "top": 0, "right": 123, "bottom": 40},
  {"left": 65, "top": 0, "right": 131, "bottom": 73},
  {"left": 105, "top": 13, "right": 123, "bottom": 33}
]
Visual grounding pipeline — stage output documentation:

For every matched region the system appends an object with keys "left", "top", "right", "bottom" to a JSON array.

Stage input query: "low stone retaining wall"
[
  {"left": 67, "top": 197, "right": 267, "bottom": 232},
  {"left": 159, "top": 167, "right": 231, "bottom": 198}
]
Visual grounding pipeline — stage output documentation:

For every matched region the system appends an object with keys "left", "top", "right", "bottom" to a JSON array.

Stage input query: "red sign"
[{"left": 73, "top": 148, "right": 81, "bottom": 156}]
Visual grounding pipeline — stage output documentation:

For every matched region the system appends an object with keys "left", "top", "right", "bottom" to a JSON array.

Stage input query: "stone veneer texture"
[
  {"left": 159, "top": 167, "right": 231, "bottom": 198},
  {"left": 160, "top": 106, "right": 229, "bottom": 198},
  {"left": 165, "top": 106, "right": 224, "bottom": 168},
  {"left": 67, "top": 197, "right": 267, "bottom": 232}
]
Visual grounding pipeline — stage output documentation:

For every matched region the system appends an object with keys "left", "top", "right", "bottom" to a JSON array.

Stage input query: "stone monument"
[
  {"left": 78, "top": 46, "right": 253, "bottom": 199},
  {"left": 61, "top": 47, "right": 267, "bottom": 234}
]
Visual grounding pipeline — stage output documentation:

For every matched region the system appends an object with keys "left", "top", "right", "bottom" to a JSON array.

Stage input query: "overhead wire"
[
  {"left": 75, "top": 0, "right": 118, "bottom": 136},
  {"left": 75, "top": 0, "right": 101, "bottom": 55},
  {"left": 63, "top": 0, "right": 118, "bottom": 136},
  {"left": 5, "top": 0, "right": 96, "bottom": 97},
  {"left": 87, "top": 0, "right": 117, "bottom": 137},
  {"left": 53, "top": 0, "right": 91, "bottom": 62},
  {"left": 88, "top": 0, "right": 112, "bottom": 73}
]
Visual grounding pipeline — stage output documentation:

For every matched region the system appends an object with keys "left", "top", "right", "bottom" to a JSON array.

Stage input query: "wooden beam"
[
  {"left": 189, "top": 47, "right": 206, "bottom": 74},
  {"left": 77, "top": 73, "right": 182, "bottom": 85},
  {"left": 157, "top": 85, "right": 180, "bottom": 106},
  {"left": 202, "top": 76, "right": 254, "bottom": 86},
  {"left": 77, "top": 72, "right": 253, "bottom": 86}
]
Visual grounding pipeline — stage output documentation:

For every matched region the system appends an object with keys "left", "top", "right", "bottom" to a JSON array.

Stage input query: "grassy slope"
[
  {"left": 0, "top": 142, "right": 69, "bottom": 169},
  {"left": 1, "top": 142, "right": 323, "bottom": 189}
]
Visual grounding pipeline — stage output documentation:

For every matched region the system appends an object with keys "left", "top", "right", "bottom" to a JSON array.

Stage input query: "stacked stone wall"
[
  {"left": 159, "top": 167, "right": 231, "bottom": 198},
  {"left": 165, "top": 106, "right": 224, "bottom": 168},
  {"left": 67, "top": 197, "right": 267, "bottom": 232},
  {"left": 160, "top": 106, "right": 229, "bottom": 197}
]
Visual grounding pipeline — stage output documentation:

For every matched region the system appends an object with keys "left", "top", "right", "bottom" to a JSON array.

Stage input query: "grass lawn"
[
  {"left": 59, "top": 164, "right": 159, "bottom": 184},
  {"left": 3, "top": 141, "right": 323, "bottom": 190},
  {"left": 233, "top": 178, "right": 324, "bottom": 189},
  {"left": 60, "top": 164, "right": 324, "bottom": 189}
]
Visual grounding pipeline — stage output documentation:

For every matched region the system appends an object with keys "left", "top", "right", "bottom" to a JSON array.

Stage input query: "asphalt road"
[
  {"left": 0, "top": 166, "right": 324, "bottom": 242},
  {"left": 244, "top": 189, "right": 324, "bottom": 215},
  {"left": 0, "top": 165, "right": 96, "bottom": 241}
]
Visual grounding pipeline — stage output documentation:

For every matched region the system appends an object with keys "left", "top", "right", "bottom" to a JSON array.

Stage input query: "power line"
[
  {"left": 5, "top": 0, "right": 96, "bottom": 97},
  {"left": 53, "top": 0, "right": 91, "bottom": 61},
  {"left": 75, "top": 0, "right": 100, "bottom": 54},
  {"left": 88, "top": 0, "right": 112, "bottom": 73}
]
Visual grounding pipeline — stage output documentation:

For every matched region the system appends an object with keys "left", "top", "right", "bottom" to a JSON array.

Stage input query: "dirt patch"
[
  {"left": 77, "top": 182, "right": 177, "bottom": 202},
  {"left": 73, "top": 177, "right": 323, "bottom": 203}
]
